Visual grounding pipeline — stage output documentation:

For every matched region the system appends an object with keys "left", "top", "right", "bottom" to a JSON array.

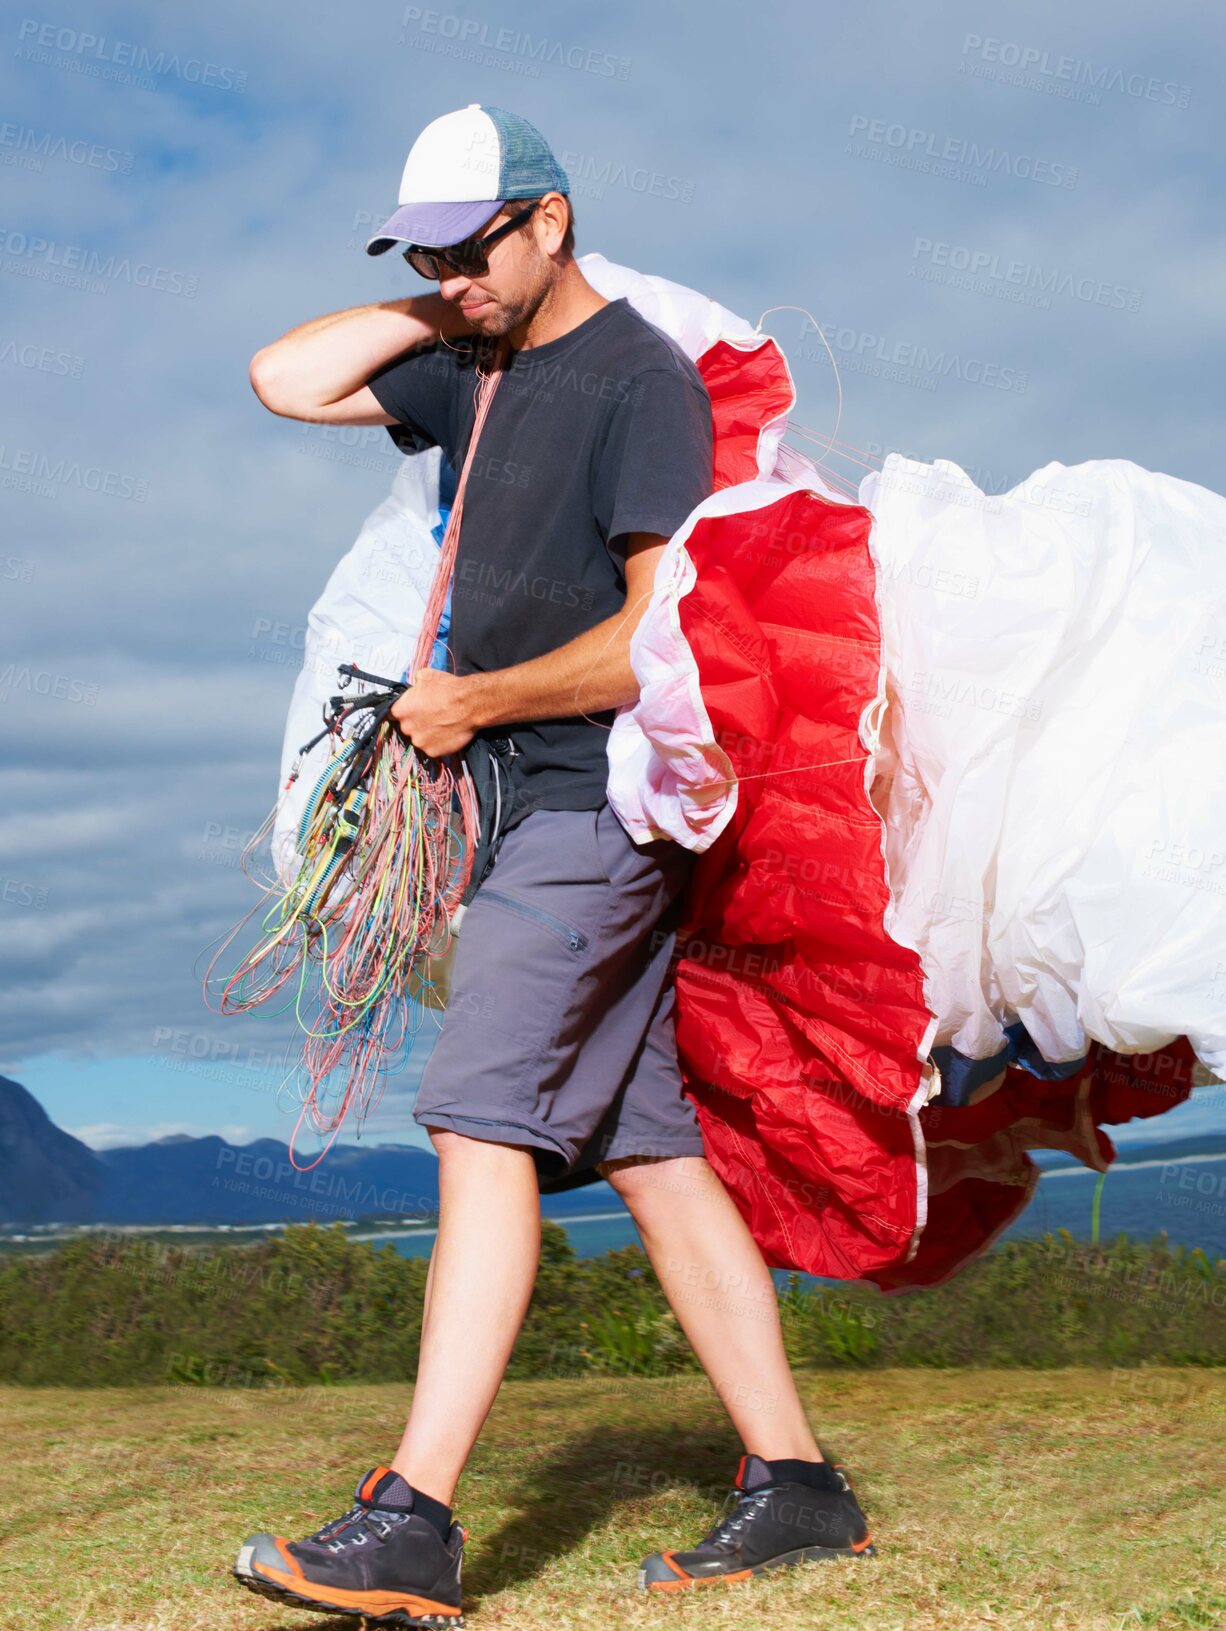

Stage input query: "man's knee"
[
  {"left": 428, "top": 1127, "right": 538, "bottom": 1163},
  {"left": 597, "top": 1152, "right": 709, "bottom": 1202}
]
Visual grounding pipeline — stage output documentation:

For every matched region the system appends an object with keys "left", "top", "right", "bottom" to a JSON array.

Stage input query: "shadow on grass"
[{"left": 463, "top": 1418, "right": 742, "bottom": 1599}]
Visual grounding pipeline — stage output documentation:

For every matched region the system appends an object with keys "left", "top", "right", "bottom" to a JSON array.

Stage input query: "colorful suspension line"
[{"left": 204, "top": 336, "right": 510, "bottom": 1169}]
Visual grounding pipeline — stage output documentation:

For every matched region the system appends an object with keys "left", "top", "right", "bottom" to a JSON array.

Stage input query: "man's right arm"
[{"left": 249, "top": 291, "right": 468, "bottom": 424}]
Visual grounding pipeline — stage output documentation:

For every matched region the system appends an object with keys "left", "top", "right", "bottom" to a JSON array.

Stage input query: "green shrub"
[{"left": 0, "top": 1224, "right": 1219, "bottom": 1387}]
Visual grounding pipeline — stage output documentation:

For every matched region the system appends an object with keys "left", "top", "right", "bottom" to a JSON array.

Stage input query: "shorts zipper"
[{"left": 477, "top": 887, "right": 589, "bottom": 954}]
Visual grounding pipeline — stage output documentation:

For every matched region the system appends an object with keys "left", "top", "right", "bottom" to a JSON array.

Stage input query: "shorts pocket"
[{"left": 477, "top": 887, "right": 590, "bottom": 955}]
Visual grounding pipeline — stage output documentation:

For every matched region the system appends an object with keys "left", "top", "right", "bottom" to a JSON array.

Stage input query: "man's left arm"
[{"left": 392, "top": 533, "right": 665, "bottom": 758}]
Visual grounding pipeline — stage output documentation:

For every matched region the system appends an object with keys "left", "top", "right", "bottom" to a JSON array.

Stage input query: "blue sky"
[{"left": 1, "top": 1, "right": 1223, "bottom": 1152}]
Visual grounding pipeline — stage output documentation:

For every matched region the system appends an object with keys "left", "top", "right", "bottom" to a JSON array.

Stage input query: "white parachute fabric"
[
  {"left": 271, "top": 447, "right": 447, "bottom": 883},
  {"left": 861, "top": 454, "right": 1226, "bottom": 1079}
]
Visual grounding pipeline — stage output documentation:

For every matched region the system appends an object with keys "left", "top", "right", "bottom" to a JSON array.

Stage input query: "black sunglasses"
[{"left": 402, "top": 202, "right": 538, "bottom": 281}]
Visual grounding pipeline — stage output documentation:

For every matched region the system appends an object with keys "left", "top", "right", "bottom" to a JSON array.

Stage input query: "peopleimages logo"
[
  {"left": 798, "top": 318, "right": 1028, "bottom": 395},
  {"left": 560, "top": 149, "right": 697, "bottom": 203},
  {"left": 397, "top": 7, "right": 631, "bottom": 79},
  {"left": 959, "top": 34, "right": 1192, "bottom": 108},
  {"left": 846, "top": 116, "right": 1078, "bottom": 188},
  {"left": 0, "top": 665, "right": 99, "bottom": 706},
  {"left": 0, "top": 121, "right": 133, "bottom": 174},
  {"left": 14, "top": 18, "right": 248, "bottom": 92},
  {"left": 0, "top": 444, "right": 148, "bottom": 500},
  {"left": 0, "top": 230, "right": 198, "bottom": 297},
  {"left": 0, "top": 337, "right": 84, "bottom": 376},
  {"left": 910, "top": 239, "right": 1143, "bottom": 314}
]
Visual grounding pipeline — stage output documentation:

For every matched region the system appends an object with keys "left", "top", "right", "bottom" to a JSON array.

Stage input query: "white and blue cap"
[{"left": 365, "top": 103, "right": 570, "bottom": 255}]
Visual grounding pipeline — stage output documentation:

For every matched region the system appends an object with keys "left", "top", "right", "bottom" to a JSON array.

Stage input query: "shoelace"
[
  {"left": 309, "top": 1503, "right": 411, "bottom": 1551},
  {"left": 699, "top": 1487, "right": 773, "bottom": 1551}
]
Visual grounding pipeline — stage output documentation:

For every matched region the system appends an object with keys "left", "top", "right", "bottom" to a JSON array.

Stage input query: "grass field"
[{"left": 2, "top": 1369, "right": 1223, "bottom": 1631}]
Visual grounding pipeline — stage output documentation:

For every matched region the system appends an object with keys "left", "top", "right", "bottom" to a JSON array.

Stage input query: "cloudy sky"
[{"left": 2, "top": 0, "right": 1223, "bottom": 1152}]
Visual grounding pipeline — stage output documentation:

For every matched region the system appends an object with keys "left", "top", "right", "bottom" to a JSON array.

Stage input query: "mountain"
[
  {"left": 0, "top": 1076, "right": 613, "bottom": 1226},
  {"left": 3, "top": 1073, "right": 1222, "bottom": 1229},
  {"left": 0, "top": 1075, "right": 104, "bottom": 1223},
  {"left": 96, "top": 1134, "right": 445, "bottom": 1224}
]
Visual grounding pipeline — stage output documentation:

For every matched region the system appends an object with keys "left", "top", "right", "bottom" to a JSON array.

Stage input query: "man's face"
[{"left": 434, "top": 195, "right": 563, "bottom": 338}]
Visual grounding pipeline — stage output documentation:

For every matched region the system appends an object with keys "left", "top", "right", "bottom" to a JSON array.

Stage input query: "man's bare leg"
[
  {"left": 390, "top": 1130, "right": 542, "bottom": 1506},
  {"left": 597, "top": 1153, "right": 822, "bottom": 1461}
]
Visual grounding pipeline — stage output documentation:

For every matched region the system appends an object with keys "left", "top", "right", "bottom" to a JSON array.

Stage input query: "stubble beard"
[{"left": 463, "top": 250, "right": 551, "bottom": 340}]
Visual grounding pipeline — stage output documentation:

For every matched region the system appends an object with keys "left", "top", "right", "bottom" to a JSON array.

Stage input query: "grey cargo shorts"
[{"left": 412, "top": 799, "right": 707, "bottom": 1185}]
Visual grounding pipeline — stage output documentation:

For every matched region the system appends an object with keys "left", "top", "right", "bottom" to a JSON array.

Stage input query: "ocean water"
[
  {"left": 367, "top": 1158, "right": 1226, "bottom": 1275},
  {"left": 362, "top": 1209, "right": 636, "bottom": 1263},
  {"left": 1001, "top": 1154, "right": 1226, "bottom": 1259}
]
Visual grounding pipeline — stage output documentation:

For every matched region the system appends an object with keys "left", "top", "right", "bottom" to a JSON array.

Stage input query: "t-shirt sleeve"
[
  {"left": 594, "top": 364, "right": 714, "bottom": 553},
  {"left": 366, "top": 342, "right": 463, "bottom": 457}
]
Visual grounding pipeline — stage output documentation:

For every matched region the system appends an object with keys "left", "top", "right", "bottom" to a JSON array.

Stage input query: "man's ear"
[{"left": 537, "top": 191, "right": 571, "bottom": 256}]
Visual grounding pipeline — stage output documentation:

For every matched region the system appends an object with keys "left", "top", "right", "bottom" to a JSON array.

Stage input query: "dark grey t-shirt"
[{"left": 367, "top": 296, "right": 714, "bottom": 827}]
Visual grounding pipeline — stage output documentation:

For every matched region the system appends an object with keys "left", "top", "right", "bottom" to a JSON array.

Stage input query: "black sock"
[
  {"left": 406, "top": 1486, "right": 453, "bottom": 1541},
  {"left": 764, "top": 1457, "right": 844, "bottom": 1493}
]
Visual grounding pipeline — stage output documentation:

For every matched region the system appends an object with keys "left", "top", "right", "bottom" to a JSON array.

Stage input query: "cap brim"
[{"left": 365, "top": 199, "right": 505, "bottom": 256}]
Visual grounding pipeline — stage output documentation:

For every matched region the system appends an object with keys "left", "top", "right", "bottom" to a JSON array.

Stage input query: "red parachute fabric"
[{"left": 673, "top": 334, "right": 1193, "bottom": 1290}]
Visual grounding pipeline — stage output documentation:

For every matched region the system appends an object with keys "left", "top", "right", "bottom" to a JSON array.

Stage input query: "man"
[{"left": 233, "top": 104, "right": 873, "bottom": 1627}]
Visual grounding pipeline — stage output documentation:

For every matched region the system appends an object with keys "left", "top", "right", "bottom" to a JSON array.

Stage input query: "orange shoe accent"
[
  {"left": 358, "top": 1467, "right": 391, "bottom": 1503},
  {"left": 251, "top": 1558, "right": 459, "bottom": 1618},
  {"left": 851, "top": 1533, "right": 874, "bottom": 1552},
  {"left": 644, "top": 1552, "right": 753, "bottom": 1592},
  {"left": 647, "top": 1570, "right": 754, "bottom": 1591},
  {"left": 273, "top": 1538, "right": 305, "bottom": 1580},
  {"left": 734, "top": 1454, "right": 747, "bottom": 1486}
]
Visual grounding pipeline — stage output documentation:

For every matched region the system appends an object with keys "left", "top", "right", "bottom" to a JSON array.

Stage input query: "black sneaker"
[
  {"left": 637, "top": 1453, "right": 875, "bottom": 1591},
  {"left": 232, "top": 1464, "right": 465, "bottom": 1626}
]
